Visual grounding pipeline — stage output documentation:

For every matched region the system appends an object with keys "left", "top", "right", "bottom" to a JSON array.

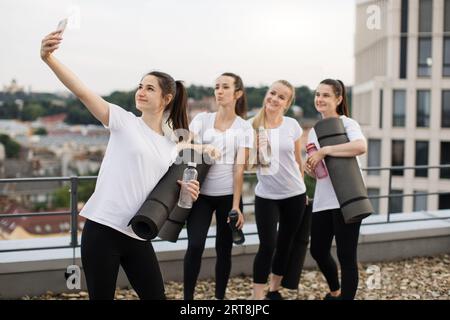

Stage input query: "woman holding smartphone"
[
  {"left": 306, "top": 79, "right": 367, "bottom": 300},
  {"left": 40, "top": 30, "right": 200, "bottom": 300},
  {"left": 183, "top": 73, "right": 253, "bottom": 300},
  {"left": 249, "top": 80, "right": 307, "bottom": 300}
]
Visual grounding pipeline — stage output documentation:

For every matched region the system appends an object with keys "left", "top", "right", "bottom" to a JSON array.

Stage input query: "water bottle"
[
  {"left": 306, "top": 142, "right": 328, "bottom": 179},
  {"left": 178, "top": 162, "right": 198, "bottom": 209},
  {"left": 258, "top": 126, "right": 271, "bottom": 167},
  {"left": 228, "top": 210, "right": 245, "bottom": 245}
]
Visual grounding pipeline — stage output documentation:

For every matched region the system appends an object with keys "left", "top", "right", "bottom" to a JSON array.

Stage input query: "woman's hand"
[
  {"left": 227, "top": 208, "right": 245, "bottom": 230},
  {"left": 304, "top": 161, "right": 317, "bottom": 178},
  {"left": 177, "top": 180, "right": 200, "bottom": 202},
  {"left": 306, "top": 147, "right": 327, "bottom": 170},
  {"left": 41, "top": 31, "right": 63, "bottom": 61}
]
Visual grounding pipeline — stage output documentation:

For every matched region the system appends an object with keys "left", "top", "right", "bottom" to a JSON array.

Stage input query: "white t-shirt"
[
  {"left": 307, "top": 116, "right": 366, "bottom": 213},
  {"left": 249, "top": 117, "right": 307, "bottom": 200},
  {"left": 189, "top": 112, "right": 253, "bottom": 196},
  {"left": 80, "top": 103, "right": 178, "bottom": 240}
]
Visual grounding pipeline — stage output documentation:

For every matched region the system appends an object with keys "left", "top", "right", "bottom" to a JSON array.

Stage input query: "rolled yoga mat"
[
  {"left": 281, "top": 202, "right": 312, "bottom": 290},
  {"left": 157, "top": 158, "right": 211, "bottom": 242},
  {"left": 129, "top": 148, "right": 212, "bottom": 240},
  {"left": 314, "top": 117, "right": 373, "bottom": 224}
]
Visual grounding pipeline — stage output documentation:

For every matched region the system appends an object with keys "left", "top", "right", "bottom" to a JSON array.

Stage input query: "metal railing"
[{"left": 1, "top": 165, "right": 450, "bottom": 254}]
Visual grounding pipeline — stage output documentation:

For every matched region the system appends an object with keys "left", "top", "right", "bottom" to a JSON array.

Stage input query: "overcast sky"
[{"left": 1, "top": 0, "right": 356, "bottom": 95}]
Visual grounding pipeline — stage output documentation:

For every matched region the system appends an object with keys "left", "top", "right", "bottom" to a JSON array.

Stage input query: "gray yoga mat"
[
  {"left": 129, "top": 148, "right": 212, "bottom": 240},
  {"left": 157, "top": 206, "right": 190, "bottom": 243},
  {"left": 314, "top": 117, "right": 373, "bottom": 223}
]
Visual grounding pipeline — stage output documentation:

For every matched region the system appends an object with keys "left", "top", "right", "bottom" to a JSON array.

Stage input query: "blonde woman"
[{"left": 249, "top": 80, "right": 307, "bottom": 300}]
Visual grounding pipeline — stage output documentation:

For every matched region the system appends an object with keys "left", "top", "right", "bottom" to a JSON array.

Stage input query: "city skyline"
[{"left": 1, "top": 0, "right": 355, "bottom": 95}]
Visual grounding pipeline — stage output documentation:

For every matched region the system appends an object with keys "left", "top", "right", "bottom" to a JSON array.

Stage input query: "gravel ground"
[{"left": 25, "top": 254, "right": 450, "bottom": 300}]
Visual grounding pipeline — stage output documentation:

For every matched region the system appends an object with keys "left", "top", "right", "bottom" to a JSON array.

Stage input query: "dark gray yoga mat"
[
  {"left": 157, "top": 206, "right": 190, "bottom": 242},
  {"left": 129, "top": 148, "right": 212, "bottom": 240},
  {"left": 314, "top": 117, "right": 373, "bottom": 223}
]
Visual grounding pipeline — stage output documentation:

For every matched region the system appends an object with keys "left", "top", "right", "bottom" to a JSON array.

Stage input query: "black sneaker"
[
  {"left": 265, "top": 291, "right": 284, "bottom": 300},
  {"left": 324, "top": 293, "right": 342, "bottom": 300}
]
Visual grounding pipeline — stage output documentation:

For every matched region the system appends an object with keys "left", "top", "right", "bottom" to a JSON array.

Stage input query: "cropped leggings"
[{"left": 81, "top": 219, "right": 165, "bottom": 300}]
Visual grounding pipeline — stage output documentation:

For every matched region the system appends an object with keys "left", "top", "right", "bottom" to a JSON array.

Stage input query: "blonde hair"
[{"left": 252, "top": 80, "right": 296, "bottom": 130}]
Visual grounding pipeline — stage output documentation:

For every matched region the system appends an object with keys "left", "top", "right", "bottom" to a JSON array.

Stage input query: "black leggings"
[
  {"left": 183, "top": 194, "right": 243, "bottom": 300},
  {"left": 253, "top": 193, "right": 307, "bottom": 284},
  {"left": 81, "top": 219, "right": 165, "bottom": 300},
  {"left": 310, "top": 209, "right": 362, "bottom": 300}
]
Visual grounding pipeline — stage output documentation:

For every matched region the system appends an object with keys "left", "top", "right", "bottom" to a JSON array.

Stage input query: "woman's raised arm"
[{"left": 40, "top": 31, "right": 109, "bottom": 126}]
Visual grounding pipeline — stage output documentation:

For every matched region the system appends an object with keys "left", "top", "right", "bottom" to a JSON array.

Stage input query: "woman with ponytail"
[
  {"left": 248, "top": 80, "right": 308, "bottom": 300},
  {"left": 183, "top": 73, "right": 253, "bottom": 300},
  {"left": 305, "top": 79, "right": 367, "bottom": 300},
  {"left": 40, "top": 31, "right": 200, "bottom": 300}
]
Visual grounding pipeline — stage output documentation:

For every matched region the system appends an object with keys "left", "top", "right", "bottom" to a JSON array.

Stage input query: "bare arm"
[
  {"left": 40, "top": 31, "right": 109, "bottom": 126},
  {"left": 294, "top": 138, "right": 304, "bottom": 177},
  {"left": 231, "top": 147, "right": 249, "bottom": 229},
  {"left": 307, "top": 139, "right": 367, "bottom": 170},
  {"left": 176, "top": 141, "right": 221, "bottom": 161},
  {"left": 320, "top": 139, "right": 367, "bottom": 157}
]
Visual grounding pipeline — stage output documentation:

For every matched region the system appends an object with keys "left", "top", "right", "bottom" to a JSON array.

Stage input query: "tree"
[
  {"left": 20, "top": 103, "right": 45, "bottom": 121},
  {"left": 0, "top": 102, "right": 19, "bottom": 119},
  {"left": 65, "top": 105, "right": 98, "bottom": 125},
  {"left": 295, "top": 86, "right": 318, "bottom": 119},
  {"left": 108, "top": 91, "right": 136, "bottom": 113},
  {"left": 304, "top": 174, "right": 316, "bottom": 199},
  {"left": 246, "top": 87, "right": 267, "bottom": 109},
  {"left": 78, "top": 179, "right": 96, "bottom": 203},
  {"left": 0, "top": 134, "right": 20, "bottom": 158},
  {"left": 346, "top": 86, "right": 353, "bottom": 116},
  {"left": 187, "top": 85, "right": 214, "bottom": 100},
  {"left": 52, "top": 186, "right": 70, "bottom": 208},
  {"left": 33, "top": 127, "right": 48, "bottom": 135}
]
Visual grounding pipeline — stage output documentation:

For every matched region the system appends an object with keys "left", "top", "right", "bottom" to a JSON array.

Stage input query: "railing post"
[
  {"left": 387, "top": 168, "right": 392, "bottom": 223},
  {"left": 69, "top": 176, "right": 79, "bottom": 248}
]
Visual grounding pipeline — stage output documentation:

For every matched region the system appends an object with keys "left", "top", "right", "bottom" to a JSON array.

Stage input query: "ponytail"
[
  {"left": 167, "top": 81, "right": 188, "bottom": 130},
  {"left": 252, "top": 107, "right": 265, "bottom": 130},
  {"left": 336, "top": 80, "right": 349, "bottom": 117}
]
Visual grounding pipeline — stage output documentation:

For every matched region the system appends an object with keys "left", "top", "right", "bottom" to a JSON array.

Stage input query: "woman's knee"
[
  {"left": 215, "top": 241, "right": 232, "bottom": 259},
  {"left": 310, "top": 244, "right": 329, "bottom": 262},
  {"left": 186, "top": 242, "right": 206, "bottom": 259},
  {"left": 336, "top": 249, "right": 358, "bottom": 268}
]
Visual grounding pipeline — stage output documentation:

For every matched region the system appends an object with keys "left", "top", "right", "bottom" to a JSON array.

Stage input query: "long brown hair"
[
  {"left": 319, "top": 79, "right": 349, "bottom": 116},
  {"left": 252, "top": 80, "right": 296, "bottom": 129},
  {"left": 220, "top": 72, "right": 247, "bottom": 118},
  {"left": 144, "top": 71, "right": 189, "bottom": 130}
]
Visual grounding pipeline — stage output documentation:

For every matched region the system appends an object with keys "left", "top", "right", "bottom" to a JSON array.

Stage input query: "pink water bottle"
[{"left": 306, "top": 143, "right": 328, "bottom": 179}]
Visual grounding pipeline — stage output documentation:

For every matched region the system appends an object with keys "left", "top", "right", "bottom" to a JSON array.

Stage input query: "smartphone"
[{"left": 56, "top": 18, "right": 68, "bottom": 34}]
